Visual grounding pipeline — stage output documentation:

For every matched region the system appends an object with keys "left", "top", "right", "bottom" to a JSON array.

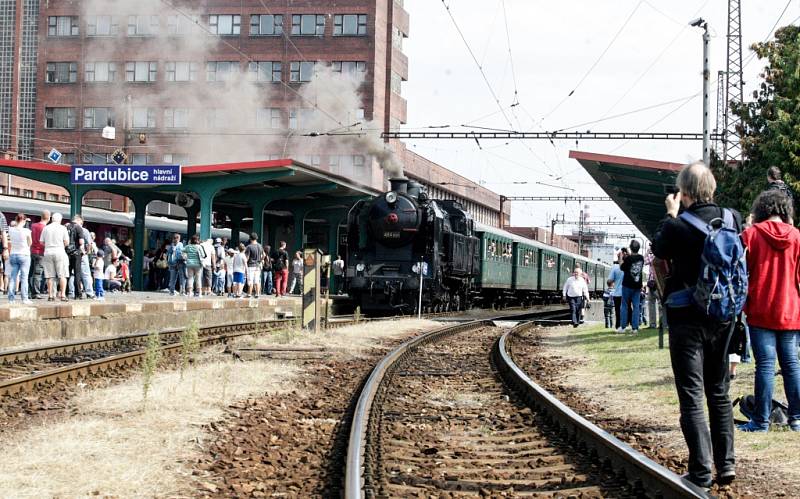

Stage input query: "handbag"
[
  {"left": 156, "top": 255, "right": 168, "bottom": 269},
  {"left": 728, "top": 317, "right": 747, "bottom": 356}
]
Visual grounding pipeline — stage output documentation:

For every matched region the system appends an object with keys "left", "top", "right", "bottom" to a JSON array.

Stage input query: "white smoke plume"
[{"left": 77, "top": 0, "right": 403, "bottom": 183}]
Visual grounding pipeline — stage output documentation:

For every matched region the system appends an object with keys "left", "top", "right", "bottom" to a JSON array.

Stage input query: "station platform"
[{"left": 0, "top": 292, "right": 303, "bottom": 349}]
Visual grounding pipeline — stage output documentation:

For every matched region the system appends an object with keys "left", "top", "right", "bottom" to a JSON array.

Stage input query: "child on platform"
[
  {"left": 603, "top": 279, "right": 615, "bottom": 329},
  {"left": 93, "top": 249, "right": 105, "bottom": 300},
  {"left": 119, "top": 257, "right": 131, "bottom": 292}
]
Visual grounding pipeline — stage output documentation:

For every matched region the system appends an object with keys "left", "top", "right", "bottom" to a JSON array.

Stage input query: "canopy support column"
[
  {"left": 69, "top": 184, "right": 88, "bottom": 218},
  {"left": 185, "top": 205, "right": 199, "bottom": 239},
  {"left": 197, "top": 190, "right": 214, "bottom": 242},
  {"left": 132, "top": 201, "right": 147, "bottom": 291}
]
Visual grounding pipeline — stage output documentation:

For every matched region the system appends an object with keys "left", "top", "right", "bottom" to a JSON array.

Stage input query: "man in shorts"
[
  {"left": 40, "top": 212, "right": 70, "bottom": 301},
  {"left": 243, "top": 233, "right": 264, "bottom": 298}
]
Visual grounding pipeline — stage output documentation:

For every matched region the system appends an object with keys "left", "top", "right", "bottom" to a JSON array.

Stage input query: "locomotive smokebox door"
[{"left": 302, "top": 249, "right": 323, "bottom": 333}]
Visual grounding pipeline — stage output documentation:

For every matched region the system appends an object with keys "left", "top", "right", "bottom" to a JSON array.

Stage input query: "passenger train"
[{"left": 345, "top": 178, "right": 611, "bottom": 313}]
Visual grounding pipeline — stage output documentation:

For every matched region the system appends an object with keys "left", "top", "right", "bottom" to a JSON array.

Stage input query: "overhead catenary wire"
[
  {"left": 743, "top": 0, "right": 794, "bottom": 69},
  {"left": 541, "top": 0, "right": 645, "bottom": 121},
  {"left": 556, "top": 93, "right": 701, "bottom": 132}
]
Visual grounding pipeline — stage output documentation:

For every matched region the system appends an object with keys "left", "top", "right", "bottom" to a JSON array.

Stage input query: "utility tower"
[
  {"left": 723, "top": 0, "right": 744, "bottom": 164},
  {"left": 714, "top": 71, "right": 726, "bottom": 156}
]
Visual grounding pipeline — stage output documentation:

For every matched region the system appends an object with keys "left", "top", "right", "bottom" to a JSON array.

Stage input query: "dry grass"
[
  {"left": 237, "top": 318, "right": 443, "bottom": 358},
  {"left": 0, "top": 356, "right": 298, "bottom": 497},
  {"left": 540, "top": 324, "right": 800, "bottom": 482}
]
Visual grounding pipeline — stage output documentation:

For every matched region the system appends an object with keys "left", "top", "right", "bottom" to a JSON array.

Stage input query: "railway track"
[
  {"left": 345, "top": 315, "right": 708, "bottom": 498},
  {"left": 0, "top": 319, "right": 293, "bottom": 396}
]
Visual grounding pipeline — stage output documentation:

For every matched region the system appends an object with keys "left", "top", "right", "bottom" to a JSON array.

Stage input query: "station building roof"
[{"left": 569, "top": 150, "right": 683, "bottom": 240}]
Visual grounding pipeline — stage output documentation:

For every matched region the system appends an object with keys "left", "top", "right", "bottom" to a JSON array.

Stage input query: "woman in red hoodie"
[{"left": 738, "top": 190, "right": 800, "bottom": 432}]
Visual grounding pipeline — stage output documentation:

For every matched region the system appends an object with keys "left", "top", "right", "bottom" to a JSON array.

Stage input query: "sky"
[{"left": 401, "top": 0, "right": 797, "bottom": 240}]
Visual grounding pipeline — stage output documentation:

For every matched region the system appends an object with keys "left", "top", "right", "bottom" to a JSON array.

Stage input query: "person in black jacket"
[
  {"left": 766, "top": 166, "right": 794, "bottom": 203},
  {"left": 652, "top": 162, "right": 739, "bottom": 488}
]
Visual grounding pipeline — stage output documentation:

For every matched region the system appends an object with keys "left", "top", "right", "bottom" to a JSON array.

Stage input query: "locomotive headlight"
[
  {"left": 385, "top": 191, "right": 398, "bottom": 204},
  {"left": 356, "top": 263, "right": 366, "bottom": 272}
]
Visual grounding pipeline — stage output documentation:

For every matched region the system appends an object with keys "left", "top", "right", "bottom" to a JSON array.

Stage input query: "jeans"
[
  {"left": 28, "top": 253, "right": 44, "bottom": 297},
  {"left": 749, "top": 327, "right": 800, "bottom": 430},
  {"left": 262, "top": 270, "right": 273, "bottom": 295},
  {"left": 647, "top": 286, "right": 660, "bottom": 328},
  {"left": 620, "top": 286, "right": 641, "bottom": 330},
  {"left": 604, "top": 307, "right": 614, "bottom": 328},
  {"left": 186, "top": 265, "right": 202, "bottom": 295},
  {"left": 68, "top": 253, "right": 83, "bottom": 298},
  {"left": 95, "top": 278, "right": 105, "bottom": 298},
  {"left": 668, "top": 313, "right": 734, "bottom": 484},
  {"left": 8, "top": 254, "right": 30, "bottom": 302},
  {"left": 80, "top": 255, "right": 94, "bottom": 297},
  {"left": 213, "top": 269, "right": 225, "bottom": 294},
  {"left": 567, "top": 296, "right": 582, "bottom": 326},
  {"left": 741, "top": 317, "right": 752, "bottom": 363},
  {"left": 168, "top": 262, "right": 186, "bottom": 294}
]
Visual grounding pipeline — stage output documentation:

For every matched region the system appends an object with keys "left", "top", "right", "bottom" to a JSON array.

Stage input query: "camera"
[
  {"left": 689, "top": 17, "right": 705, "bottom": 28},
  {"left": 664, "top": 185, "right": 679, "bottom": 195}
]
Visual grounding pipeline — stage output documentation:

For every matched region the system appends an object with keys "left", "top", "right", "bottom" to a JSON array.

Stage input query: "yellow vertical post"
[{"left": 302, "top": 248, "right": 322, "bottom": 333}]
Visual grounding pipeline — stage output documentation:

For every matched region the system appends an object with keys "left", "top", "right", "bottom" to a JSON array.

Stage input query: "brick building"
[{"left": 0, "top": 0, "right": 508, "bottom": 226}]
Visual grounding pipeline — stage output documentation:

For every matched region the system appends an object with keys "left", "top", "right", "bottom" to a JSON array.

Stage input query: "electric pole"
[{"left": 724, "top": 0, "right": 744, "bottom": 164}]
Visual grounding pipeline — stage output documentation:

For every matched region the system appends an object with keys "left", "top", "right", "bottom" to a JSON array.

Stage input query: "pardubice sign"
[{"left": 71, "top": 165, "right": 181, "bottom": 185}]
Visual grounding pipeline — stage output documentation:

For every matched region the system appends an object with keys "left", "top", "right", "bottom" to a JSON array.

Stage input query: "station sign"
[{"left": 70, "top": 164, "right": 182, "bottom": 185}]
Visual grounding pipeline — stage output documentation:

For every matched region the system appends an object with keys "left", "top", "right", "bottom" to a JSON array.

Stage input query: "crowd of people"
[
  {"left": 142, "top": 232, "right": 346, "bottom": 299},
  {"left": 0, "top": 209, "right": 133, "bottom": 303},
  {"left": 652, "top": 163, "right": 800, "bottom": 488}
]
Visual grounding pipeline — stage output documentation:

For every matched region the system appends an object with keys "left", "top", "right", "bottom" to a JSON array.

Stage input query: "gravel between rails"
[
  {"left": 365, "top": 325, "right": 636, "bottom": 497},
  {"left": 507, "top": 326, "right": 787, "bottom": 499}
]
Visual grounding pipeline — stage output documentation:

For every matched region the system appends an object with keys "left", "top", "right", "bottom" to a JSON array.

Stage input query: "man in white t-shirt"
[{"left": 40, "top": 212, "right": 70, "bottom": 301}]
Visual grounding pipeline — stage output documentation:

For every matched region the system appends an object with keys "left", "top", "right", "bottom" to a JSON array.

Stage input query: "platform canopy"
[
  {"left": 0, "top": 157, "right": 379, "bottom": 289},
  {"left": 569, "top": 151, "right": 683, "bottom": 240}
]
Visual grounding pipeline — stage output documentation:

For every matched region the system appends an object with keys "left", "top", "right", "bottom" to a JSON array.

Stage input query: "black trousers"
[
  {"left": 28, "top": 253, "right": 44, "bottom": 297},
  {"left": 613, "top": 295, "right": 632, "bottom": 329},
  {"left": 567, "top": 296, "right": 582, "bottom": 326},
  {"left": 69, "top": 253, "right": 83, "bottom": 297},
  {"left": 668, "top": 311, "right": 735, "bottom": 484}
]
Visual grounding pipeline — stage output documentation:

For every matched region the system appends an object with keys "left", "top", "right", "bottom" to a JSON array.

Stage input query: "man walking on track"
[{"left": 562, "top": 266, "right": 589, "bottom": 328}]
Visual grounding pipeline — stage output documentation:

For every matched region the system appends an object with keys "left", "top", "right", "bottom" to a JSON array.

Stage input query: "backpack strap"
[
  {"left": 679, "top": 211, "right": 711, "bottom": 234},
  {"left": 721, "top": 208, "right": 734, "bottom": 228}
]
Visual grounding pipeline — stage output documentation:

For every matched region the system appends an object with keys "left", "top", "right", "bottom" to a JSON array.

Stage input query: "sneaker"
[
  {"left": 790, "top": 421, "right": 800, "bottom": 432},
  {"left": 716, "top": 469, "right": 736, "bottom": 486},
  {"left": 22, "top": 300, "right": 32, "bottom": 305},
  {"left": 631, "top": 329, "right": 639, "bottom": 335},
  {"left": 682, "top": 473, "right": 712, "bottom": 489},
  {"left": 737, "top": 421, "right": 768, "bottom": 433},
  {"left": 615, "top": 328, "right": 624, "bottom": 334}
]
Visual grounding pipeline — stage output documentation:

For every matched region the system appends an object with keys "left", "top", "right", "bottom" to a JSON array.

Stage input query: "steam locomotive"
[{"left": 345, "top": 178, "right": 610, "bottom": 313}]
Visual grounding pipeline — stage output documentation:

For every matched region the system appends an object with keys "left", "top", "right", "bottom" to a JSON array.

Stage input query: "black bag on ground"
[{"left": 732, "top": 395, "right": 789, "bottom": 425}]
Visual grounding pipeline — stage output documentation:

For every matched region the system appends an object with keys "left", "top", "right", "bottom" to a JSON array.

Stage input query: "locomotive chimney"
[{"left": 389, "top": 178, "right": 409, "bottom": 194}]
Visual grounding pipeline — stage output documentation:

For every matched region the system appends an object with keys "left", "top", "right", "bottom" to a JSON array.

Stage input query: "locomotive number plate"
[{"left": 383, "top": 231, "right": 401, "bottom": 238}]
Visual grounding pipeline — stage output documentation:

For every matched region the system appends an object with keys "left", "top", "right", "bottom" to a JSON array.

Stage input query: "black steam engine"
[{"left": 346, "top": 178, "right": 479, "bottom": 313}]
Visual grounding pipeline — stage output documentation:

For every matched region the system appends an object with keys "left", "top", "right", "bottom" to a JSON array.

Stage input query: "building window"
[
  {"left": 288, "top": 108, "right": 314, "bottom": 130},
  {"left": 250, "top": 14, "right": 283, "bottom": 36},
  {"left": 206, "top": 61, "right": 239, "bottom": 82},
  {"left": 45, "top": 62, "right": 78, "bottom": 83},
  {"left": 9, "top": 187, "right": 19, "bottom": 196},
  {"left": 289, "top": 61, "right": 315, "bottom": 83},
  {"left": 22, "top": 189, "right": 33, "bottom": 198},
  {"left": 83, "top": 107, "right": 115, "bottom": 129},
  {"left": 85, "top": 62, "right": 117, "bottom": 82},
  {"left": 167, "top": 14, "right": 199, "bottom": 35},
  {"left": 131, "top": 107, "right": 156, "bottom": 129},
  {"left": 84, "top": 198, "right": 112, "bottom": 209},
  {"left": 48, "top": 16, "right": 79, "bottom": 37},
  {"left": 45, "top": 108, "right": 76, "bottom": 129},
  {"left": 256, "top": 108, "right": 281, "bottom": 129},
  {"left": 130, "top": 153, "right": 152, "bottom": 165},
  {"left": 247, "top": 61, "right": 281, "bottom": 82},
  {"left": 298, "top": 155, "right": 321, "bottom": 167},
  {"left": 166, "top": 61, "right": 199, "bottom": 81},
  {"left": 125, "top": 61, "right": 158, "bottom": 82},
  {"left": 391, "top": 71, "right": 402, "bottom": 95},
  {"left": 332, "top": 61, "right": 366, "bottom": 77},
  {"left": 392, "top": 27, "right": 404, "bottom": 50},
  {"left": 43, "top": 152, "right": 75, "bottom": 165},
  {"left": 163, "top": 153, "right": 189, "bottom": 165},
  {"left": 62, "top": 195, "right": 70, "bottom": 202},
  {"left": 128, "top": 15, "right": 159, "bottom": 36},
  {"left": 36, "top": 192, "right": 46, "bottom": 200},
  {"left": 291, "top": 14, "right": 325, "bottom": 36},
  {"left": 48, "top": 193, "right": 59, "bottom": 201},
  {"left": 209, "top": 15, "right": 240, "bottom": 35},
  {"left": 205, "top": 108, "right": 227, "bottom": 129},
  {"left": 82, "top": 153, "right": 112, "bottom": 164},
  {"left": 334, "top": 14, "right": 367, "bottom": 36},
  {"left": 164, "top": 108, "right": 190, "bottom": 128},
  {"left": 87, "top": 15, "right": 119, "bottom": 36},
  {"left": 329, "top": 155, "right": 366, "bottom": 177}
]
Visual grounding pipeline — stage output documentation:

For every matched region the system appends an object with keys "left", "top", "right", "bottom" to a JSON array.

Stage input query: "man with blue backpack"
[{"left": 652, "top": 162, "right": 747, "bottom": 490}]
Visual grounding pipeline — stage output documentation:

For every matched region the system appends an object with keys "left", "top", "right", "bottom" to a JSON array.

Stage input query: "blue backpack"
[{"left": 666, "top": 209, "right": 748, "bottom": 321}]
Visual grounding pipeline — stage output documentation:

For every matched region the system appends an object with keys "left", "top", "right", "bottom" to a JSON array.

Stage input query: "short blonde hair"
[{"left": 677, "top": 161, "right": 716, "bottom": 203}]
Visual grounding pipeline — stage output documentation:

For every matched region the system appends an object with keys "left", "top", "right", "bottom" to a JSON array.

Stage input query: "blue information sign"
[{"left": 71, "top": 164, "right": 181, "bottom": 185}]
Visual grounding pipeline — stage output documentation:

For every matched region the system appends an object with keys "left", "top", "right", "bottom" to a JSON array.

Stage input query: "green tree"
[{"left": 713, "top": 25, "right": 800, "bottom": 214}]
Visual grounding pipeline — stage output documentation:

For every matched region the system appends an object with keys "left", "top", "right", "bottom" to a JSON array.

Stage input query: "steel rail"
[
  {"left": 495, "top": 324, "right": 709, "bottom": 499},
  {"left": 344, "top": 308, "right": 569, "bottom": 498},
  {"left": 0, "top": 319, "right": 294, "bottom": 365},
  {"left": 0, "top": 319, "right": 292, "bottom": 396}
]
